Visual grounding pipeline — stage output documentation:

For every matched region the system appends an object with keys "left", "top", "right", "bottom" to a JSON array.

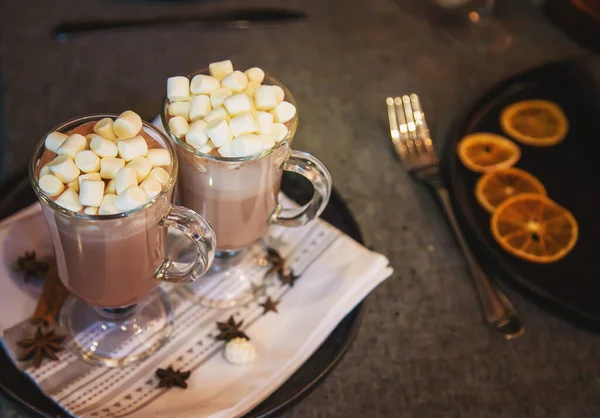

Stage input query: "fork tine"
[
  {"left": 394, "top": 97, "right": 411, "bottom": 159},
  {"left": 395, "top": 97, "right": 415, "bottom": 156},
  {"left": 386, "top": 97, "right": 400, "bottom": 144},
  {"left": 402, "top": 95, "right": 422, "bottom": 153},
  {"left": 410, "top": 94, "right": 437, "bottom": 159}
]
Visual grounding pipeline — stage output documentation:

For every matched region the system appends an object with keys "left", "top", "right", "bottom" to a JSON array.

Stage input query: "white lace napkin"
[{"left": 0, "top": 199, "right": 392, "bottom": 418}]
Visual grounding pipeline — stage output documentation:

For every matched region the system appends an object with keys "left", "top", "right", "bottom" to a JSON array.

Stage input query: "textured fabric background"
[{"left": 1, "top": 0, "right": 598, "bottom": 416}]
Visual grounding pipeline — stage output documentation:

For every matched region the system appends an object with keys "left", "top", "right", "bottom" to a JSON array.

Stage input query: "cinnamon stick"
[{"left": 32, "top": 262, "right": 70, "bottom": 326}]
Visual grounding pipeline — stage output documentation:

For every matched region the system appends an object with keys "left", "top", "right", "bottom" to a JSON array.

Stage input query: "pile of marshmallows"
[
  {"left": 167, "top": 60, "right": 297, "bottom": 158},
  {"left": 38, "top": 111, "right": 171, "bottom": 215}
]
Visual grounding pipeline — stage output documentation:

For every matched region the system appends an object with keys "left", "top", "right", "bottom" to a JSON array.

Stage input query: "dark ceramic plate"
[
  {"left": 0, "top": 170, "right": 364, "bottom": 418},
  {"left": 442, "top": 56, "right": 600, "bottom": 329}
]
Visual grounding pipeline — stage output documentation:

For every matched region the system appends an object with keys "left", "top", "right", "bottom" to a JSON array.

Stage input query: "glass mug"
[
  {"left": 161, "top": 69, "right": 332, "bottom": 308},
  {"left": 430, "top": 0, "right": 511, "bottom": 53},
  {"left": 30, "top": 115, "right": 216, "bottom": 367}
]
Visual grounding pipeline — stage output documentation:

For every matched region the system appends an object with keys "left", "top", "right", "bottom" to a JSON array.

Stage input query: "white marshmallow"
[
  {"left": 84, "top": 206, "right": 98, "bottom": 215},
  {"left": 45, "top": 132, "right": 68, "bottom": 153},
  {"left": 272, "top": 101, "right": 297, "bottom": 123},
  {"left": 217, "top": 142, "right": 235, "bottom": 157},
  {"left": 245, "top": 80, "right": 261, "bottom": 97},
  {"left": 90, "top": 135, "right": 119, "bottom": 158},
  {"left": 231, "top": 134, "right": 264, "bottom": 157},
  {"left": 113, "top": 111, "right": 143, "bottom": 139},
  {"left": 168, "top": 101, "right": 190, "bottom": 119},
  {"left": 126, "top": 157, "right": 152, "bottom": 182},
  {"left": 116, "top": 167, "right": 138, "bottom": 195},
  {"left": 189, "top": 95, "right": 212, "bottom": 122},
  {"left": 55, "top": 188, "right": 83, "bottom": 212},
  {"left": 255, "top": 86, "right": 278, "bottom": 110},
  {"left": 114, "top": 186, "right": 146, "bottom": 212},
  {"left": 38, "top": 174, "right": 64, "bottom": 197},
  {"left": 105, "top": 178, "right": 117, "bottom": 194},
  {"left": 210, "top": 87, "right": 233, "bottom": 108},
  {"left": 117, "top": 135, "right": 148, "bottom": 161},
  {"left": 67, "top": 179, "right": 80, "bottom": 193},
  {"left": 168, "top": 116, "right": 189, "bottom": 139},
  {"left": 190, "top": 74, "right": 220, "bottom": 94},
  {"left": 229, "top": 113, "right": 258, "bottom": 136},
  {"left": 273, "top": 85, "right": 285, "bottom": 102},
  {"left": 204, "top": 106, "right": 230, "bottom": 123},
  {"left": 140, "top": 178, "right": 162, "bottom": 199},
  {"left": 146, "top": 148, "right": 171, "bottom": 167},
  {"left": 100, "top": 157, "right": 125, "bottom": 179},
  {"left": 186, "top": 120, "right": 210, "bottom": 149},
  {"left": 74, "top": 150, "right": 101, "bottom": 173},
  {"left": 197, "top": 139, "right": 215, "bottom": 154},
  {"left": 167, "top": 76, "right": 191, "bottom": 102},
  {"left": 78, "top": 173, "right": 102, "bottom": 188},
  {"left": 245, "top": 67, "right": 265, "bottom": 83},
  {"left": 209, "top": 60, "right": 234, "bottom": 81},
  {"left": 259, "top": 134, "right": 276, "bottom": 150},
  {"left": 57, "top": 134, "right": 87, "bottom": 158},
  {"left": 93, "top": 118, "right": 117, "bottom": 141},
  {"left": 39, "top": 163, "right": 51, "bottom": 177},
  {"left": 49, "top": 155, "right": 80, "bottom": 183},
  {"left": 205, "top": 118, "right": 233, "bottom": 147},
  {"left": 79, "top": 180, "right": 105, "bottom": 207},
  {"left": 99, "top": 194, "right": 118, "bottom": 215},
  {"left": 222, "top": 70, "right": 248, "bottom": 92},
  {"left": 271, "top": 123, "right": 289, "bottom": 142},
  {"left": 148, "top": 167, "right": 169, "bottom": 187},
  {"left": 255, "top": 111, "right": 274, "bottom": 134},
  {"left": 223, "top": 93, "right": 252, "bottom": 116}
]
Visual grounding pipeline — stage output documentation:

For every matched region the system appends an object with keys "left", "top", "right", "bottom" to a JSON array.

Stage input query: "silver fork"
[{"left": 386, "top": 94, "right": 524, "bottom": 339}]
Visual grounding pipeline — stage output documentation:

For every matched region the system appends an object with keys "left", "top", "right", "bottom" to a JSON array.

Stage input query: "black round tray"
[
  {"left": 0, "top": 169, "right": 364, "bottom": 418},
  {"left": 441, "top": 55, "right": 600, "bottom": 330}
]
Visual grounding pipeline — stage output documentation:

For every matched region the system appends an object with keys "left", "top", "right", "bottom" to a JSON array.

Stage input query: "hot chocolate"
[
  {"left": 163, "top": 61, "right": 298, "bottom": 252},
  {"left": 30, "top": 113, "right": 217, "bottom": 366},
  {"left": 33, "top": 117, "right": 174, "bottom": 308},
  {"left": 44, "top": 201, "right": 167, "bottom": 307},
  {"left": 161, "top": 61, "right": 330, "bottom": 308},
  {"left": 176, "top": 143, "right": 287, "bottom": 251}
]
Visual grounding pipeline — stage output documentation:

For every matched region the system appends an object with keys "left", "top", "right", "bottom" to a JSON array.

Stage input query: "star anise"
[
  {"left": 266, "top": 248, "right": 284, "bottom": 265},
  {"left": 265, "top": 262, "right": 285, "bottom": 278},
  {"left": 15, "top": 251, "right": 50, "bottom": 283},
  {"left": 215, "top": 316, "right": 249, "bottom": 342},
  {"left": 156, "top": 366, "right": 191, "bottom": 389},
  {"left": 260, "top": 297, "right": 279, "bottom": 314},
  {"left": 18, "top": 327, "right": 65, "bottom": 368},
  {"left": 264, "top": 247, "right": 286, "bottom": 278},
  {"left": 280, "top": 270, "right": 300, "bottom": 287}
]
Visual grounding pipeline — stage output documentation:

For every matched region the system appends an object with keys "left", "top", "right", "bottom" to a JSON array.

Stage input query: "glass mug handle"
[
  {"left": 155, "top": 205, "right": 216, "bottom": 284},
  {"left": 270, "top": 150, "right": 332, "bottom": 227}
]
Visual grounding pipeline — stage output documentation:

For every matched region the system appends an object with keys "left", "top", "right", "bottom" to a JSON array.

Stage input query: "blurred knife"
[{"left": 54, "top": 7, "right": 307, "bottom": 40}]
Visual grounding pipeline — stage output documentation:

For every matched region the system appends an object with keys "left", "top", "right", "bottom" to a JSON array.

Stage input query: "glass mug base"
[
  {"left": 184, "top": 242, "right": 270, "bottom": 309},
  {"left": 59, "top": 289, "right": 174, "bottom": 368}
]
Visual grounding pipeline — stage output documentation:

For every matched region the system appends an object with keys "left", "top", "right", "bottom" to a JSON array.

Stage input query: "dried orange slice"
[
  {"left": 458, "top": 133, "right": 521, "bottom": 173},
  {"left": 500, "top": 100, "right": 568, "bottom": 147},
  {"left": 491, "top": 193, "right": 578, "bottom": 263},
  {"left": 475, "top": 167, "right": 546, "bottom": 213}
]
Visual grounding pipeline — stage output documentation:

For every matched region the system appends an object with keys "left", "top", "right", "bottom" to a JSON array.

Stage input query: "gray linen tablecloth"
[{"left": 1, "top": 0, "right": 598, "bottom": 416}]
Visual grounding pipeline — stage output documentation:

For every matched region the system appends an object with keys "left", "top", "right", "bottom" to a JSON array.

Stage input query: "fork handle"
[{"left": 434, "top": 187, "right": 524, "bottom": 339}]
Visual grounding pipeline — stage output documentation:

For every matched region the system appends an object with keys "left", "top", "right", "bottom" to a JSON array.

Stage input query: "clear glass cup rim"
[
  {"left": 29, "top": 114, "right": 178, "bottom": 221},
  {"left": 160, "top": 67, "right": 299, "bottom": 163}
]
